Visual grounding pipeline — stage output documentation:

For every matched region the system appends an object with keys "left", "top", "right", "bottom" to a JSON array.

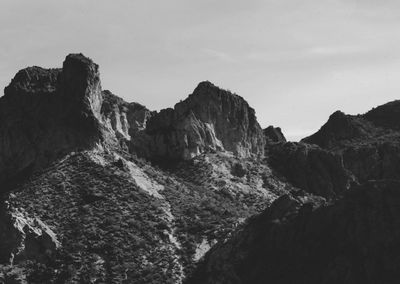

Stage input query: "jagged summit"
[
  {"left": 0, "top": 55, "right": 267, "bottom": 188},
  {"left": 4, "top": 66, "right": 61, "bottom": 97},
  {"left": 135, "top": 80, "right": 265, "bottom": 160},
  {"left": 263, "top": 126, "right": 286, "bottom": 143},
  {"left": 0, "top": 53, "right": 105, "bottom": 189}
]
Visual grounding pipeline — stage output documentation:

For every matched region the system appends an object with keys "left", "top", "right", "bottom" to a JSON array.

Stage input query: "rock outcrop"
[
  {"left": 134, "top": 81, "right": 265, "bottom": 160},
  {"left": 188, "top": 180, "right": 400, "bottom": 284},
  {"left": 0, "top": 203, "right": 60, "bottom": 265},
  {"left": 101, "top": 90, "right": 153, "bottom": 145},
  {"left": 263, "top": 126, "right": 286, "bottom": 143},
  {"left": 0, "top": 54, "right": 106, "bottom": 190},
  {"left": 266, "top": 142, "right": 352, "bottom": 198}
]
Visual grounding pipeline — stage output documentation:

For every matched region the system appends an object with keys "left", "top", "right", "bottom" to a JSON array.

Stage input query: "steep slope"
[
  {"left": 266, "top": 142, "right": 353, "bottom": 198},
  {"left": 133, "top": 81, "right": 265, "bottom": 161},
  {"left": 188, "top": 180, "right": 400, "bottom": 284},
  {"left": 303, "top": 102, "right": 400, "bottom": 182}
]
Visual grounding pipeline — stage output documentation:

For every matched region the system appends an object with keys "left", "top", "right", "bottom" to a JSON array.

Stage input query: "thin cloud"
[{"left": 201, "top": 48, "right": 236, "bottom": 62}]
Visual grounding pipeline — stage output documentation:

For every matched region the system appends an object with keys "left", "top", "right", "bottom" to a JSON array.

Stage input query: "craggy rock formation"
[
  {"left": 263, "top": 126, "right": 286, "bottom": 143},
  {"left": 134, "top": 81, "right": 265, "bottom": 160},
  {"left": 101, "top": 90, "right": 153, "bottom": 146},
  {"left": 188, "top": 180, "right": 400, "bottom": 284},
  {"left": 266, "top": 142, "right": 352, "bottom": 198},
  {"left": 303, "top": 102, "right": 400, "bottom": 183},
  {"left": 0, "top": 203, "right": 60, "bottom": 265},
  {"left": 0, "top": 54, "right": 105, "bottom": 189},
  {"left": 0, "top": 56, "right": 283, "bottom": 283}
]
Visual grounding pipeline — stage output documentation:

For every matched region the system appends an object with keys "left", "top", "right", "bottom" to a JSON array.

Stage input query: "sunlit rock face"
[
  {"left": 100, "top": 90, "right": 153, "bottom": 143},
  {"left": 134, "top": 81, "right": 265, "bottom": 161},
  {"left": 0, "top": 53, "right": 104, "bottom": 189}
]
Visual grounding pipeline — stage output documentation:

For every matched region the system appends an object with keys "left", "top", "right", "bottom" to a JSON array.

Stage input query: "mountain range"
[{"left": 1, "top": 54, "right": 400, "bottom": 284}]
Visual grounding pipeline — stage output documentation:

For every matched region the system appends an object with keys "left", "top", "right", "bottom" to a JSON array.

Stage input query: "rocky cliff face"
[
  {"left": 0, "top": 55, "right": 284, "bottom": 283},
  {"left": 266, "top": 142, "right": 352, "bottom": 198},
  {"left": 188, "top": 180, "right": 400, "bottom": 284},
  {"left": 0, "top": 54, "right": 105, "bottom": 190},
  {"left": 101, "top": 90, "right": 153, "bottom": 149},
  {"left": 134, "top": 81, "right": 265, "bottom": 161}
]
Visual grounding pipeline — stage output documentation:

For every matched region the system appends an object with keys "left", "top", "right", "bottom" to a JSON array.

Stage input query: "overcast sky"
[{"left": 1, "top": 0, "right": 400, "bottom": 140}]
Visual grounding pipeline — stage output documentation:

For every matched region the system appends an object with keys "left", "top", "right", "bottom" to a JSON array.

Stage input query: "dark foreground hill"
[{"left": 188, "top": 180, "right": 400, "bottom": 284}]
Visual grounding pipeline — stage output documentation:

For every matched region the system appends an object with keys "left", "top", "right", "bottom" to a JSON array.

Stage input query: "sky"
[{"left": 1, "top": 0, "right": 400, "bottom": 141}]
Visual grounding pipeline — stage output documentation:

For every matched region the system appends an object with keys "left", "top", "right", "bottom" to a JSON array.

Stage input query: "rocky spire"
[{"left": 0, "top": 53, "right": 105, "bottom": 189}]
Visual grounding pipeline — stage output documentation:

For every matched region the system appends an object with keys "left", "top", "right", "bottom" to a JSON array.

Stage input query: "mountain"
[
  {"left": 189, "top": 101, "right": 400, "bottom": 284},
  {"left": 2, "top": 53, "right": 400, "bottom": 284},
  {"left": 132, "top": 81, "right": 265, "bottom": 161},
  {"left": 0, "top": 54, "right": 295, "bottom": 283},
  {"left": 303, "top": 102, "right": 400, "bottom": 182}
]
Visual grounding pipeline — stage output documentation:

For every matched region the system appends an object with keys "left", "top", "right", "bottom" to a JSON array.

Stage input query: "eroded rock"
[
  {"left": 134, "top": 81, "right": 265, "bottom": 160},
  {"left": 264, "top": 126, "right": 286, "bottom": 143},
  {"left": 0, "top": 54, "right": 105, "bottom": 190}
]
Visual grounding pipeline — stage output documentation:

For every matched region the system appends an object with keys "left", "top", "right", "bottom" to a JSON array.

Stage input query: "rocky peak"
[
  {"left": 59, "top": 53, "right": 103, "bottom": 120},
  {"left": 0, "top": 53, "right": 105, "bottom": 189},
  {"left": 264, "top": 126, "right": 286, "bottom": 143},
  {"left": 4, "top": 66, "right": 61, "bottom": 97},
  {"left": 138, "top": 81, "right": 265, "bottom": 160}
]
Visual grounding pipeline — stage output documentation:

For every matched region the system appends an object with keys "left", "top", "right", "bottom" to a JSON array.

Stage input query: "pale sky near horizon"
[{"left": 1, "top": 0, "right": 400, "bottom": 141}]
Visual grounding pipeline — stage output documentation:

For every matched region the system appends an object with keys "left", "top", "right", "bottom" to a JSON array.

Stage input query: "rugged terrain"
[
  {"left": 0, "top": 54, "right": 295, "bottom": 283},
  {"left": 190, "top": 101, "right": 400, "bottom": 284},
  {"left": 1, "top": 53, "right": 400, "bottom": 284}
]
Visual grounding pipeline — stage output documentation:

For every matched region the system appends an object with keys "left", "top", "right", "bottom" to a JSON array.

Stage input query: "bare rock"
[
  {"left": 263, "top": 126, "right": 286, "bottom": 143},
  {"left": 101, "top": 90, "right": 153, "bottom": 141},
  {"left": 0, "top": 204, "right": 60, "bottom": 265},
  {"left": 266, "top": 142, "right": 352, "bottom": 198},
  {"left": 0, "top": 54, "right": 105, "bottom": 189},
  {"left": 134, "top": 81, "right": 265, "bottom": 160}
]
